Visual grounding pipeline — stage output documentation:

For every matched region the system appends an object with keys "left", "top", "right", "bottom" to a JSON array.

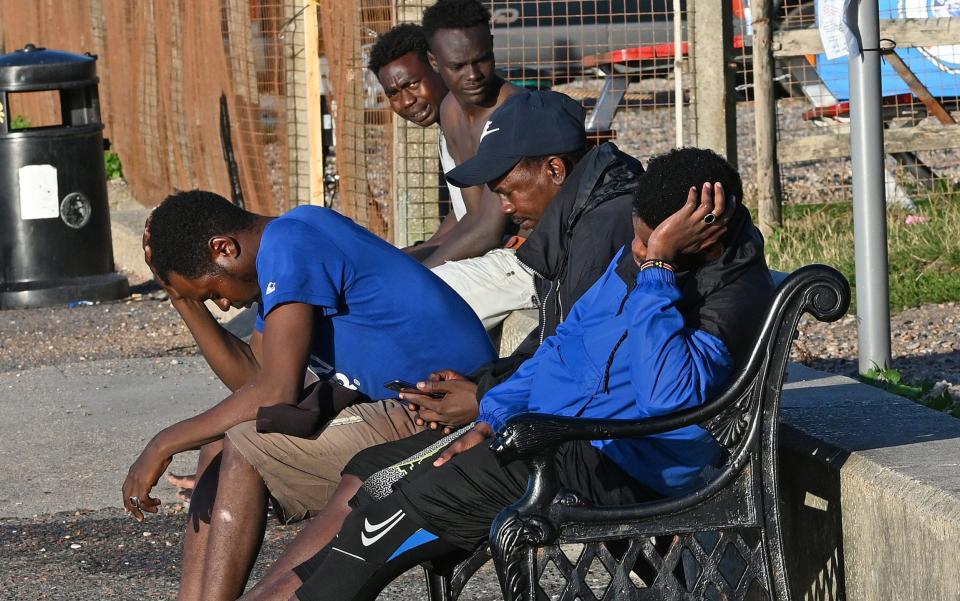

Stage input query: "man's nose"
[
  {"left": 500, "top": 199, "right": 514, "bottom": 214},
  {"left": 216, "top": 298, "right": 231, "bottom": 312},
  {"left": 400, "top": 89, "right": 416, "bottom": 107},
  {"left": 466, "top": 63, "right": 482, "bottom": 80}
]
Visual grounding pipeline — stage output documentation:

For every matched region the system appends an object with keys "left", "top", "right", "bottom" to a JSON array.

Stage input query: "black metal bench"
[{"left": 421, "top": 264, "right": 850, "bottom": 601}]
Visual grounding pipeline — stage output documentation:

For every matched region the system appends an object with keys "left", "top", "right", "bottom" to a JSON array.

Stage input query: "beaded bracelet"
[{"left": 639, "top": 258, "right": 676, "bottom": 272}]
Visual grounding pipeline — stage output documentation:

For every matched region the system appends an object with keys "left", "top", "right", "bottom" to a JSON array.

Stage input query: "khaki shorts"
[{"left": 225, "top": 400, "right": 423, "bottom": 523}]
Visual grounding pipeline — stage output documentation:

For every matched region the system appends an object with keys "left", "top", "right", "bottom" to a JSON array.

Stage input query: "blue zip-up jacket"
[{"left": 478, "top": 248, "right": 737, "bottom": 496}]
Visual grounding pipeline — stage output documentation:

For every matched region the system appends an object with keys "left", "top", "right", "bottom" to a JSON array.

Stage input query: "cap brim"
[{"left": 445, "top": 153, "right": 522, "bottom": 188}]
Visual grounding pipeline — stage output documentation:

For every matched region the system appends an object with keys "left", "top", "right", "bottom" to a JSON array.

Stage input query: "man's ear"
[
  {"left": 544, "top": 156, "right": 568, "bottom": 185},
  {"left": 427, "top": 50, "right": 438, "bottom": 72},
  {"left": 209, "top": 235, "right": 240, "bottom": 261}
]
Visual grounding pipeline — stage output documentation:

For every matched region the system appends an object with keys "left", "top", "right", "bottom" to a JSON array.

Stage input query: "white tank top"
[{"left": 439, "top": 131, "right": 468, "bottom": 221}]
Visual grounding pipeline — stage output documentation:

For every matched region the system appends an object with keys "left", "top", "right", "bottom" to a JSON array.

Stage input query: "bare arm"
[
  {"left": 420, "top": 184, "right": 507, "bottom": 268},
  {"left": 403, "top": 211, "right": 460, "bottom": 258},
  {"left": 122, "top": 302, "right": 313, "bottom": 519},
  {"left": 169, "top": 297, "right": 260, "bottom": 391}
]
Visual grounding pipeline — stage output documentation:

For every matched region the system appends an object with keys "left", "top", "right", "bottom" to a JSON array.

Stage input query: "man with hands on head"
[
  {"left": 123, "top": 191, "right": 494, "bottom": 601},
  {"left": 251, "top": 147, "right": 775, "bottom": 601}
]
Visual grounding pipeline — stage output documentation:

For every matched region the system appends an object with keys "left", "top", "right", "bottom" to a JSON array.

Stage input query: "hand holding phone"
[{"left": 383, "top": 379, "right": 444, "bottom": 398}]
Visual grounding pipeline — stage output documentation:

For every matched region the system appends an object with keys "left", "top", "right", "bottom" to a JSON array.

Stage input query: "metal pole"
[
  {"left": 848, "top": 0, "right": 892, "bottom": 373},
  {"left": 673, "top": 0, "right": 684, "bottom": 147}
]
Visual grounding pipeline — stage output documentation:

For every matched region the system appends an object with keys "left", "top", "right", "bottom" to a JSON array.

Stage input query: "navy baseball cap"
[{"left": 445, "top": 90, "right": 587, "bottom": 188}]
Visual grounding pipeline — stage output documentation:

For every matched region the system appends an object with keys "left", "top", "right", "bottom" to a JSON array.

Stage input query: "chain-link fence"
[
  {"left": 324, "top": 0, "right": 700, "bottom": 245},
  {"left": 773, "top": 0, "right": 960, "bottom": 207},
  {"left": 0, "top": 0, "right": 311, "bottom": 216}
]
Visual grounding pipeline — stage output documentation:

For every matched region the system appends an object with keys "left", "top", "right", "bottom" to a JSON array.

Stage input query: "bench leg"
[{"left": 423, "top": 566, "right": 453, "bottom": 601}]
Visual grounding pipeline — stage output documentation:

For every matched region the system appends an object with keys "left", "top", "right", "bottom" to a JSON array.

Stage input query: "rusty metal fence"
[
  {"left": 0, "top": 1, "right": 700, "bottom": 243},
  {"left": 8, "top": 1, "right": 953, "bottom": 243},
  {"left": 773, "top": 0, "right": 960, "bottom": 207},
  {"left": 324, "top": 0, "right": 701, "bottom": 245},
  {"left": 0, "top": 0, "right": 310, "bottom": 216}
]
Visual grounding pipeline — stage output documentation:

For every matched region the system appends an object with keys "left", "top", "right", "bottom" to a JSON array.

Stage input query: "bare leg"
[
  {"left": 166, "top": 472, "right": 197, "bottom": 489},
  {"left": 239, "top": 475, "right": 363, "bottom": 601},
  {"left": 200, "top": 435, "right": 270, "bottom": 601},
  {"left": 178, "top": 440, "right": 223, "bottom": 601}
]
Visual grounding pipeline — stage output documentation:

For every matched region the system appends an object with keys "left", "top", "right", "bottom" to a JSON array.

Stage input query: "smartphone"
[{"left": 383, "top": 379, "right": 444, "bottom": 398}]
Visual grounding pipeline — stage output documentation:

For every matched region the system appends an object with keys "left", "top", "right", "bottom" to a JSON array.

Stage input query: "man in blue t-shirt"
[{"left": 122, "top": 190, "right": 493, "bottom": 600}]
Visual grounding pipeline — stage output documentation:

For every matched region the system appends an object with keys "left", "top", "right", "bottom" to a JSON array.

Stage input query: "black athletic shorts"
[
  {"left": 346, "top": 431, "right": 663, "bottom": 551},
  {"left": 342, "top": 429, "right": 448, "bottom": 482}
]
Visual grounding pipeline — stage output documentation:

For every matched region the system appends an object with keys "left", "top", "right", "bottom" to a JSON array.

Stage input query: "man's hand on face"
[
  {"left": 433, "top": 422, "right": 494, "bottom": 467},
  {"left": 121, "top": 445, "right": 171, "bottom": 522},
  {"left": 645, "top": 182, "right": 737, "bottom": 263},
  {"left": 399, "top": 369, "right": 479, "bottom": 434}
]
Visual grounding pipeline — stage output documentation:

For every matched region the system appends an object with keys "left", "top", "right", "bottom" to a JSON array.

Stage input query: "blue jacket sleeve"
[
  {"left": 476, "top": 263, "right": 615, "bottom": 432},
  {"left": 625, "top": 267, "right": 734, "bottom": 418}
]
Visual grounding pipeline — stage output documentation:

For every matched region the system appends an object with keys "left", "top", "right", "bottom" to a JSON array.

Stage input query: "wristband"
[{"left": 639, "top": 258, "right": 676, "bottom": 273}]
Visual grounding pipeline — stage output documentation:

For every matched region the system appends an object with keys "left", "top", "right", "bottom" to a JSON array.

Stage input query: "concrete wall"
[
  {"left": 780, "top": 366, "right": 960, "bottom": 601},
  {"left": 497, "top": 312, "right": 960, "bottom": 601}
]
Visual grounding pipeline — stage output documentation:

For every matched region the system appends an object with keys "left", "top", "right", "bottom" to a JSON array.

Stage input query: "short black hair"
[
  {"left": 368, "top": 24, "right": 431, "bottom": 76},
  {"left": 422, "top": 0, "right": 491, "bottom": 41},
  {"left": 147, "top": 190, "right": 258, "bottom": 284},
  {"left": 633, "top": 147, "right": 743, "bottom": 229}
]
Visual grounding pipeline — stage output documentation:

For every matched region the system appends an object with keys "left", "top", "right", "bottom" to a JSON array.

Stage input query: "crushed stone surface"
[
  {"left": 0, "top": 291, "right": 197, "bottom": 375},
  {"left": 795, "top": 302, "right": 960, "bottom": 399}
]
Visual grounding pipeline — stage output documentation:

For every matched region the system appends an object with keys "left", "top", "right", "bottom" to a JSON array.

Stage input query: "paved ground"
[
  {"left": 0, "top": 355, "right": 479, "bottom": 600},
  {"left": 0, "top": 357, "right": 220, "bottom": 518}
]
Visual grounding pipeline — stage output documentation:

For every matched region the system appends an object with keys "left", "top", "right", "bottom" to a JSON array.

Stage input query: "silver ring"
[
  {"left": 703, "top": 213, "right": 718, "bottom": 225},
  {"left": 128, "top": 496, "right": 141, "bottom": 509}
]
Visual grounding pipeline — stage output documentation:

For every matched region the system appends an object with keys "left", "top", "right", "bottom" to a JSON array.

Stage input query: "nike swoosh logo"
[
  {"left": 361, "top": 509, "right": 405, "bottom": 546},
  {"left": 479, "top": 121, "right": 500, "bottom": 143}
]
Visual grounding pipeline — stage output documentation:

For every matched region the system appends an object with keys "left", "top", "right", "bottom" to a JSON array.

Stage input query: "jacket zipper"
[
  {"left": 601, "top": 289, "right": 636, "bottom": 393},
  {"left": 515, "top": 254, "right": 552, "bottom": 346}
]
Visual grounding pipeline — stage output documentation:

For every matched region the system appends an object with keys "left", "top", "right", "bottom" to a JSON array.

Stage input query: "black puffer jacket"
[{"left": 472, "top": 142, "right": 642, "bottom": 397}]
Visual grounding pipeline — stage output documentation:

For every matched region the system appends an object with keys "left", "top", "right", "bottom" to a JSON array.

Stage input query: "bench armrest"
[{"left": 490, "top": 410, "right": 699, "bottom": 462}]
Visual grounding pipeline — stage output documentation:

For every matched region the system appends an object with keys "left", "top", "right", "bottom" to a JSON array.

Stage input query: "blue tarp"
[{"left": 816, "top": 0, "right": 960, "bottom": 100}]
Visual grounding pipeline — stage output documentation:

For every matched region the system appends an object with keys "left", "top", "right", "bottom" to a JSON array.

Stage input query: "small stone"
[{"left": 70, "top": 543, "right": 82, "bottom": 549}]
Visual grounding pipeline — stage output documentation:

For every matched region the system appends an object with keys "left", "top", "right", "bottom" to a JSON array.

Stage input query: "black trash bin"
[{"left": 0, "top": 43, "right": 128, "bottom": 309}]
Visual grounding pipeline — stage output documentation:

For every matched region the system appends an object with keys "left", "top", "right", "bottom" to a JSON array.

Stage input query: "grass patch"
[
  {"left": 104, "top": 150, "right": 123, "bottom": 180},
  {"left": 10, "top": 114, "right": 31, "bottom": 130},
  {"left": 763, "top": 197, "right": 960, "bottom": 312},
  {"left": 860, "top": 365, "right": 960, "bottom": 418}
]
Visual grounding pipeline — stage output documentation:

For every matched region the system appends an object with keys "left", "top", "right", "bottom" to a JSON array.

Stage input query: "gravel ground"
[
  {"left": 0, "top": 505, "right": 503, "bottom": 601},
  {"left": 0, "top": 290, "right": 197, "bottom": 375},
  {"left": 796, "top": 302, "right": 960, "bottom": 399},
  {"left": 1, "top": 291, "right": 957, "bottom": 600}
]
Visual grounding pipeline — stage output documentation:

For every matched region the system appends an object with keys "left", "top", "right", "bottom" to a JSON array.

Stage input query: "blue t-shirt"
[{"left": 255, "top": 206, "right": 495, "bottom": 398}]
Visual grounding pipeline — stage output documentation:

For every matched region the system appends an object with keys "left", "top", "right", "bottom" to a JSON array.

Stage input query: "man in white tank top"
[{"left": 374, "top": 17, "right": 538, "bottom": 330}]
